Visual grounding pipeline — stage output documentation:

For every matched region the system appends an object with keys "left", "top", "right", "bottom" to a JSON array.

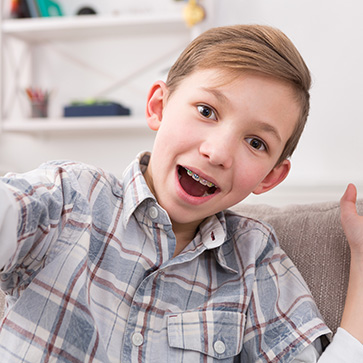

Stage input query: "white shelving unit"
[
  {"left": 0, "top": 11, "right": 190, "bottom": 133},
  {"left": 2, "top": 14, "right": 187, "bottom": 42},
  {"left": 1, "top": 116, "right": 149, "bottom": 133}
]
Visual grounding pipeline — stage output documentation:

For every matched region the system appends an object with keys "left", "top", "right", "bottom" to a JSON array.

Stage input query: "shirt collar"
[
  {"left": 198, "top": 212, "right": 238, "bottom": 274},
  {"left": 121, "top": 152, "right": 156, "bottom": 227},
  {"left": 121, "top": 152, "right": 238, "bottom": 273}
]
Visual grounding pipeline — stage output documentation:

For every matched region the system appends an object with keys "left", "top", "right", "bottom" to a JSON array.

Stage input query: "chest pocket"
[{"left": 167, "top": 310, "right": 245, "bottom": 359}]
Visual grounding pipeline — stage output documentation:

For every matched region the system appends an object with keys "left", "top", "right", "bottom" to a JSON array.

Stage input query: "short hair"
[{"left": 166, "top": 24, "right": 311, "bottom": 165}]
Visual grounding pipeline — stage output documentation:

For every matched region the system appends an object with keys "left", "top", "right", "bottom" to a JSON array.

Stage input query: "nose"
[{"left": 199, "top": 133, "right": 234, "bottom": 169}]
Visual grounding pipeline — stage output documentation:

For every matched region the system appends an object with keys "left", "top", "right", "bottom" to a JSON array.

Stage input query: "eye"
[
  {"left": 246, "top": 137, "right": 267, "bottom": 151},
  {"left": 197, "top": 105, "right": 217, "bottom": 120}
]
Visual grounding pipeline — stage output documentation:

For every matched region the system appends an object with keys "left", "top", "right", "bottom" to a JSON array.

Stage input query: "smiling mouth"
[{"left": 178, "top": 166, "right": 218, "bottom": 197}]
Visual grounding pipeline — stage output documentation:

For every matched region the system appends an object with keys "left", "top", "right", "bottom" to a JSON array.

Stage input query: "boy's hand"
[
  {"left": 340, "top": 183, "right": 363, "bottom": 256},
  {"left": 340, "top": 183, "right": 363, "bottom": 343}
]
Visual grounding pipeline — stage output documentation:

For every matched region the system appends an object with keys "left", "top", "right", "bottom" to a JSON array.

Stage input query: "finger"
[
  {"left": 341, "top": 183, "right": 357, "bottom": 210},
  {"left": 341, "top": 183, "right": 357, "bottom": 203},
  {"left": 340, "top": 183, "right": 358, "bottom": 223}
]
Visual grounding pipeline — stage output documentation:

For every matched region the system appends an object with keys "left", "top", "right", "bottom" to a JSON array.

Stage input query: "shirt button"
[
  {"left": 214, "top": 340, "right": 226, "bottom": 354},
  {"left": 132, "top": 332, "right": 144, "bottom": 347},
  {"left": 148, "top": 206, "right": 158, "bottom": 219}
]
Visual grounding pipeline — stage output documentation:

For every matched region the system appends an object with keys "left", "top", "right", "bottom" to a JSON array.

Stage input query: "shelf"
[
  {"left": 1, "top": 116, "right": 150, "bottom": 133},
  {"left": 2, "top": 13, "right": 187, "bottom": 42},
  {"left": 0, "top": 12, "right": 190, "bottom": 135}
]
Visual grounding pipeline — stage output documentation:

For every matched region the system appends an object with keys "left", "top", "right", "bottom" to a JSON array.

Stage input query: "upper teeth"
[{"left": 185, "top": 168, "right": 215, "bottom": 188}]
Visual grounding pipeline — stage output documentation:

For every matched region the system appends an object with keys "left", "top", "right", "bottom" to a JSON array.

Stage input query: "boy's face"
[{"left": 144, "top": 69, "right": 299, "bottom": 230}]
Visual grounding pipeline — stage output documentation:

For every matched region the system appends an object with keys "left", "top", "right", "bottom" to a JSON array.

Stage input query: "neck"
[{"left": 172, "top": 220, "right": 200, "bottom": 257}]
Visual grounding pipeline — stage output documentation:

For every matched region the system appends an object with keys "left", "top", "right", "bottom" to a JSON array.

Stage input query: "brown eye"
[
  {"left": 246, "top": 137, "right": 267, "bottom": 151},
  {"left": 197, "top": 105, "right": 216, "bottom": 120}
]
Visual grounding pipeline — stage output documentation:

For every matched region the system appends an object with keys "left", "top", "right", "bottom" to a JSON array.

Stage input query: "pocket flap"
[{"left": 167, "top": 310, "right": 245, "bottom": 359}]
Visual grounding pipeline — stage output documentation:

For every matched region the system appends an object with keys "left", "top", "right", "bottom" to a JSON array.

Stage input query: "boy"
[{"left": 0, "top": 25, "right": 362, "bottom": 362}]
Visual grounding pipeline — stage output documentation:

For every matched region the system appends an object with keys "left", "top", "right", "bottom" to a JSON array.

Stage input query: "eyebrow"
[
  {"left": 253, "top": 120, "right": 282, "bottom": 143},
  {"left": 199, "top": 87, "right": 230, "bottom": 106}
]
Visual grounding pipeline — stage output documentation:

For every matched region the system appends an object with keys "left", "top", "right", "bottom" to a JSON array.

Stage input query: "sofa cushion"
[{"left": 231, "top": 199, "right": 363, "bottom": 334}]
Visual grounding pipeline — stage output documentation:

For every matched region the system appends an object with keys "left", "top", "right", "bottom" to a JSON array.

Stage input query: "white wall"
[
  {"left": 1, "top": 0, "right": 363, "bottom": 204},
  {"left": 206, "top": 0, "right": 363, "bottom": 204}
]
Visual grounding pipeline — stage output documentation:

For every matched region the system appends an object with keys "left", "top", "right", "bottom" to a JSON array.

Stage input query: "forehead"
[
  {"left": 178, "top": 68, "right": 298, "bottom": 108},
  {"left": 186, "top": 68, "right": 239, "bottom": 89}
]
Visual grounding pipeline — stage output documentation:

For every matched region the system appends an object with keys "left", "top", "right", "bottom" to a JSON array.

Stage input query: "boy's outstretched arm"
[
  {"left": 0, "top": 182, "right": 18, "bottom": 269},
  {"left": 340, "top": 183, "right": 363, "bottom": 343}
]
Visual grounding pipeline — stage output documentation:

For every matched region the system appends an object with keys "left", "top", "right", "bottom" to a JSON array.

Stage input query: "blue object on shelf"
[{"left": 64, "top": 102, "right": 131, "bottom": 117}]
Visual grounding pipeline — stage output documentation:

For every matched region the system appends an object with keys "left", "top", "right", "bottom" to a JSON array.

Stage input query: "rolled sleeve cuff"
[
  {"left": 318, "top": 327, "right": 363, "bottom": 362},
  {"left": 0, "top": 181, "right": 18, "bottom": 269}
]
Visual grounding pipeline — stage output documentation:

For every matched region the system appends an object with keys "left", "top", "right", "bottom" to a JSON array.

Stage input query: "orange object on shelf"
[{"left": 183, "top": 0, "right": 205, "bottom": 27}]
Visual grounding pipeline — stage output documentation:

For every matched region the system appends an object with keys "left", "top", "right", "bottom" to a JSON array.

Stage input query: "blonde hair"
[{"left": 166, "top": 24, "right": 311, "bottom": 165}]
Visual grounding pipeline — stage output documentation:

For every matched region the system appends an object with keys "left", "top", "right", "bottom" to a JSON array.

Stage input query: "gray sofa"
[{"left": 0, "top": 199, "right": 360, "bottom": 334}]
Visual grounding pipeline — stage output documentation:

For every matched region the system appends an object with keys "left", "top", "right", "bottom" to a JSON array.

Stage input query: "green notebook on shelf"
[{"left": 36, "top": 0, "right": 63, "bottom": 17}]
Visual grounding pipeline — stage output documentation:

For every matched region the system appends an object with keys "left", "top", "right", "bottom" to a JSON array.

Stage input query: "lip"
[{"left": 175, "top": 165, "right": 220, "bottom": 205}]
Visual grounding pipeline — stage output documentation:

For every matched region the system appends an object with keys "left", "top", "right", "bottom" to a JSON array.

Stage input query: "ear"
[
  {"left": 252, "top": 159, "right": 291, "bottom": 195},
  {"left": 145, "top": 80, "right": 168, "bottom": 131}
]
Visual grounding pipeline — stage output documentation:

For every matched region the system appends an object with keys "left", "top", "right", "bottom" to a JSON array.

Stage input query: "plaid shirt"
[{"left": 0, "top": 153, "right": 329, "bottom": 362}]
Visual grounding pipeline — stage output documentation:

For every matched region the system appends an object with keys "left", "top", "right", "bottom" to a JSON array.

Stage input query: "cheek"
[
  {"left": 233, "top": 161, "right": 271, "bottom": 191},
  {"left": 159, "top": 117, "right": 200, "bottom": 150},
  {"left": 234, "top": 169, "right": 255, "bottom": 190}
]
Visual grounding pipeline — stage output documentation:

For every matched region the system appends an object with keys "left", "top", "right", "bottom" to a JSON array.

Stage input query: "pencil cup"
[{"left": 31, "top": 100, "right": 48, "bottom": 118}]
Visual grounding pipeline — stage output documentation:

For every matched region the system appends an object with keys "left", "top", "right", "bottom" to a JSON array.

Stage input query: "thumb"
[
  {"left": 340, "top": 183, "right": 363, "bottom": 253},
  {"left": 340, "top": 183, "right": 357, "bottom": 223}
]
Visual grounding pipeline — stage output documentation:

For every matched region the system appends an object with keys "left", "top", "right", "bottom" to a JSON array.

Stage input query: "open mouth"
[{"left": 178, "top": 166, "right": 218, "bottom": 197}]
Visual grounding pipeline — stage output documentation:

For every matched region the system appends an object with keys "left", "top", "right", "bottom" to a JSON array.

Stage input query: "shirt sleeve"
[
  {"left": 239, "top": 225, "right": 331, "bottom": 361},
  {"left": 0, "top": 162, "right": 92, "bottom": 295},
  {"left": 317, "top": 328, "right": 363, "bottom": 362},
  {"left": 290, "top": 337, "right": 322, "bottom": 362},
  {"left": 290, "top": 328, "right": 363, "bottom": 362},
  {"left": 0, "top": 181, "right": 18, "bottom": 269}
]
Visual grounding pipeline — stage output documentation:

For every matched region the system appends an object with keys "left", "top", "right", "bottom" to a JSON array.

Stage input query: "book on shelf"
[
  {"left": 26, "top": 0, "right": 40, "bottom": 17},
  {"left": 10, "top": 0, "right": 31, "bottom": 18},
  {"left": 11, "top": 0, "right": 63, "bottom": 18}
]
